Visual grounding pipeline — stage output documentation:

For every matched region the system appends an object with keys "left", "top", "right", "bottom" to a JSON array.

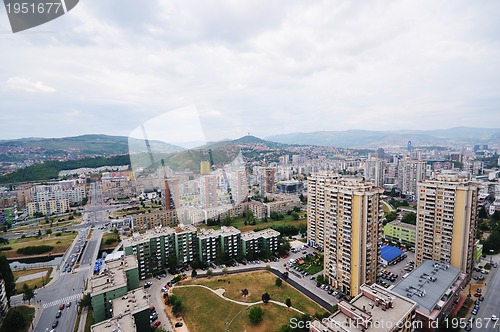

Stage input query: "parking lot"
[{"left": 377, "top": 248, "right": 415, "bottom": 289}]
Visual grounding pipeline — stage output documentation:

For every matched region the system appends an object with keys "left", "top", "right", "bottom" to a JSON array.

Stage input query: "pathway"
[
  {"left": 17, "top": 271, "right": 48, "bottom": 283},
  {"left": 174, "top": 284, "right": 305, "bottom": 315}
]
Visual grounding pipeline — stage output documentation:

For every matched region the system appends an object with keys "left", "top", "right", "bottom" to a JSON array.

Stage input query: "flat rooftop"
[
  {"left": 387, "top": 220, "right": 416, "bottom": 231},
  {"left": 104, "top": 255, "right": 138, "bottom": 271},
  {"left": 198, "top": 226, "right": 240, "bottom": 239},
  {"left": 112, "top": 287, "right": 150, "bottom": 316},
  {"left": 256, "top": 228, "right": 280, "bottom": 239},
  {"left": 391, "top": 260, "right": 465, "bottom": 316},
  {"left": 122, "top": 226, "right": 175, "bottom": 247},
  {"left": 90, "top": 269, "right": 127, "bottom": 297},
  {"left": 311, "top": 284, "right": 416, "bottom": 332},
  {"left": 90, "top": 313, "right": 136, "bottom": 332}
]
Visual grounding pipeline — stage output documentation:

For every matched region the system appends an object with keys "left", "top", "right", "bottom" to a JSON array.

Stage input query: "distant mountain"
[
  {"left": 0, "top": 134, "right": 184, "bottom": 157},
  {"left": 266, "top": 127, "right": 500, "bottom": 148},
  {"left": 231, "top": 135, "right": 268, "bottom": 144}
]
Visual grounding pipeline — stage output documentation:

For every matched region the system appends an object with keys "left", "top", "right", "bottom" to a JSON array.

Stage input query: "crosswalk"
[{"left": 42, "top": 293, "right": 82, "bottom": 309}]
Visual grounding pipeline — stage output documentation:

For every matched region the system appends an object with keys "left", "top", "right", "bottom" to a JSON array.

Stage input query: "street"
[{"left": 471, "top": 255, "right": 500, "bottom": 332}]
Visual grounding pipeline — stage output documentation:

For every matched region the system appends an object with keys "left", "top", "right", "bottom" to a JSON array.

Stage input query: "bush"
[
  {"left": 248, "top": 306, "right": 264, "bottom": 324},
  {"left": 16, "top": 245, "right": 54, "bottom": 255},
  {"left": 55, "top": 232, "right": 62, "bottom": 237},
  {"left": 0, "top": 246, "right": 12, "bottom": 251},
  {"left": 105, "top": 237, "right": 119, "bottom": 245}
]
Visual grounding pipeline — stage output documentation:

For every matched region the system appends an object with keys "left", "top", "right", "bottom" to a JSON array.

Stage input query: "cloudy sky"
[{"left": 1, "top": 0, "right": 499, "bottom": 144}]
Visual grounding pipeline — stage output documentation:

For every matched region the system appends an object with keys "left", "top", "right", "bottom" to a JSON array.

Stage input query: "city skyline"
[{"left": 2, "top": 1, "right": 500, "bottom": 141}]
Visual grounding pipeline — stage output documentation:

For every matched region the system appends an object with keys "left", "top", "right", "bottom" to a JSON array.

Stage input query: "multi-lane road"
[{"left": 26, "top": 183, "right": 110, "bottom": 331}]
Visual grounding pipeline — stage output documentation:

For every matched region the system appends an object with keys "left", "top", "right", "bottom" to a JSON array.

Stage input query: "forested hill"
[{"left": 0, "top": 155, "right": 131, "bottom": 184}]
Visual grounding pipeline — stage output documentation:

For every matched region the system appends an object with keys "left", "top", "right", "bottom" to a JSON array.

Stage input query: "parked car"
[
  {"left": 175, "top": 322, "right": 183, "bottom": 327},
  {"left": 152, "top": 321, "right": 161, "bottom": 329}
]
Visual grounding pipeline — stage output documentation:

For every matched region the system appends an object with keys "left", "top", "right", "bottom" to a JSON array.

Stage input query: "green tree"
[
  {"left": 385, "top": 211, "right": 397, "bottom": 223},
  {"left": 275, "top": 278, "right": 282, "bottom": 287},
  {"left": 478, "top": 206, "right": 488, "bottom": 219},
  {"left": 401, "top": 212, "right": 417, "bottom": 225},
  {"left": 261, "top": 292, "right": 271, "bottom": 304},
  {"left": 285, "top": 298, "right": 292, "bottom": 308},
  {"left": 191, "top": 269, "right": 198, "bottom": 278},
  {"left": 222, "top": 268, "right": 228, "bottom": 275},
  {"left": 79, "top": 293, "right": 92, "bottom": 308},
  {"left": 1, "top": 308, "right": 26, "bottom": 331},
  {"left": 291, "top": 212, "right": 299, "bottom": 220},
  {"left": 316, "top": 274, "right": 325, "bottom": 285},
  {"left": 248, "top": 306, "right": 264, "bottom": 324},
  {"left": 45, "top": 228, "right": 52, "bottom": 235},
  {"left": 22, "top": 284, "right": 35, "bottom": 304},
  {"left": 206, "top": 268, "right": 213, "bottom": 278}
]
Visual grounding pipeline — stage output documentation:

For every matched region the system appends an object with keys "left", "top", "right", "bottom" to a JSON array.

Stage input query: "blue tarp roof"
[{"left": 381, "top": 245, "right": 404, "bottom": 262}]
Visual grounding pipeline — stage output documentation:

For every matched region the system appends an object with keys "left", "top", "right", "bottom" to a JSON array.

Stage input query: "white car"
[{"left": 492, "top": 315, "right": 498, "bottom": 321}]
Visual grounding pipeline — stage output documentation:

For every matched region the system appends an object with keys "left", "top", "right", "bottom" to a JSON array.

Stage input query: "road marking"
[{"left": 42, "top": 293, "right": 82, "bottom": 309}]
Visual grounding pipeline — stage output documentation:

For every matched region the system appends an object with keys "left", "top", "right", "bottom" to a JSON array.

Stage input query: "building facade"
[
  {"left": 415, "top": 175, "right": 479, "bottom": 274},
  {"left": 307, "top": 172, "right": 340, "bottom": 250},
  {"left": 323, "top": 177, "right": 384, "bottom": 297},
  {"left": 384, "top": 220, "right": 416, "bottom": 245}
]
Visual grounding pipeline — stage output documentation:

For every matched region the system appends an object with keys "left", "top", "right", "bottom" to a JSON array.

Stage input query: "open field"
[
  {"left": 173, "top": 286, "right": 300, "bottom": 332},
  {"left": 200, "top": 213, "right": 307, "bottom": 233},
  {"left": 14, "top": 267, "right": 53, "bottom": 292},
  {"left": 0, "top": 232, "right": 77, "bottom": 259},
  {"left": 182, "top": 270, "right": 327, "bottom": 316},
  {"left": 5, "top": 217, "right": 82, "bottom": 236}
]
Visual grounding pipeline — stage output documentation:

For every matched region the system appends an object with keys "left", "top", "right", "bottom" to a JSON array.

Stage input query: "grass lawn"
[
  {"left": 296, "top": 253, "right": 324, "bottom": 276},
  {"left": 0, "top": 232, "right": 77, "bottom": 259},
  {"left": 200, "top": 214, "right": 307, "bottom": 233},
  {"left": 14, "top": 267, "right": 53, "bottom": 292},
  {"left": 173, "top": 287, "right": 300, "bottom": 332},
  {"left": 0, "top": 306, "right": 35, "bottom": 332},
  {"left": 5, "top": 218, "right": 81, "bottom": 236},
  {"left": 99, "top": 232, "right": 120, "bottom": 249},
  {"left": 182, "top": 270, "right": 327, "bottom": 316}
]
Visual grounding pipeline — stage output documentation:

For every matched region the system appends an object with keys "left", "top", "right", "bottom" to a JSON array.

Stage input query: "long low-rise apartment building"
[
  {"left": 383, "top": 220, "right": 416, "bottom": 245},
  {"left": 123, "top": 225, "right": 280, "bottom": 278},
  {"left": 27, "top": 199, "right": 69, "bottom": 216}
]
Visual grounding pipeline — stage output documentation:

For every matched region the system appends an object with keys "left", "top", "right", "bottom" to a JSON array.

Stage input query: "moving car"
[
  {"left": 491, "top": 315, "right": 498, "bottom": 321},
  {"left": 52, "top": 321, "right": 58, "bottom": 328},
  {"left": 59, "top": 304, "right": 65, "bottom": 310},
  {"left": 55, "top": 311, "right": 61, "bottom": 318}
]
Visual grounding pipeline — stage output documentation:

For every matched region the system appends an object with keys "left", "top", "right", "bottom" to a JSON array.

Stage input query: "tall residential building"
[
  {"left": 323, "top": 177, "right": 384, "bottom": 297},
  {"left": 397, "top": 152, "right": 426, "bottom": 197},
  {"left": 200, "top": 161, "right": 211, "bottom": 175},
  {"left": 415, "top": 175, "right": 479, "bottom": 275},
  {"left": 200, "top": 175, "right": 218, "bottom": 209},
  {"left": 164, "top": 178, "right": 180, "bottom": 210},
  {"left": 364, "top": 157, "right": 384, "bottom": 187},
  {"left": 307, "top": 172, "right": 339, "bottom": 250}
]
